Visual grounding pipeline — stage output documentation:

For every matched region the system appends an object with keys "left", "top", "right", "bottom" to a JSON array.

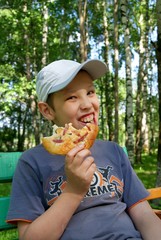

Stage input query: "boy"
[{"left": 7, "top": 59, "right": 161, "bottom": 240}]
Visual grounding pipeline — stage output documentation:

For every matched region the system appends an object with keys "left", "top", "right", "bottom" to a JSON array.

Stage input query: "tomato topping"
[
  {"left": 52, "top": 139, "right": 63, "bottom": 143},
  {"left": 73, "top": 132, "right": 88, "bottom": 144}
]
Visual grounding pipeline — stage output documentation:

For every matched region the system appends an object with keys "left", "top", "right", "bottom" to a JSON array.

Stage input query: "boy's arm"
[
  {"left": 129, "top": 200, "right": 161, "bottom": 240},
  {"left": 18, "top": 190, "right": 83, "bottom": 240},
  {"left": 18, "top": 145, "right": 96, "bottom": 240}
]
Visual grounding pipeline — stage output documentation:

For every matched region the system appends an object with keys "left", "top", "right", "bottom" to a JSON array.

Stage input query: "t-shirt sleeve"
[
  {"left": 119, "top": 148, "right": 149, "bottom": 208},
  {"left": 6, "top": 154, "right": 46, "bottom": 224}
]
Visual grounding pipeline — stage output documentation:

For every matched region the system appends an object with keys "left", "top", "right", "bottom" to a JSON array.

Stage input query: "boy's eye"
[
  {"left": 88, "top": 90, "right": 95, "bottom": 95},
  {"left": 66, "top": 96, "right": 76, "bottom": 100}
]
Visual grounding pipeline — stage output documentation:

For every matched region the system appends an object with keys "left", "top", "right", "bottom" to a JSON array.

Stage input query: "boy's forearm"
[
  {"left": 135, "top": 214, "right": 161, "bottom": 240},
  {"left": 129, "top": 201, "right": 161, "bottom": 240},
  {"left": 20, "top": 191, "right": 84, "bottom": 240}
]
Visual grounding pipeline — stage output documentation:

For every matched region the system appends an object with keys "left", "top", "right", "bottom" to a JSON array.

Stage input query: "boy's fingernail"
[{"left": 78, "top": 143, "right": 85, "bottom": 148}]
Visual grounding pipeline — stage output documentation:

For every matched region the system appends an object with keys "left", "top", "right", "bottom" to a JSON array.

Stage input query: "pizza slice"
[{"left": 42, "top": 123, "right": 99, "bottom": 155}]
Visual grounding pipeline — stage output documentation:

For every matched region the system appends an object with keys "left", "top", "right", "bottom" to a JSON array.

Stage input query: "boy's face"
[{"left": 47, "top": 71, "right": 99, "bottom": 129}]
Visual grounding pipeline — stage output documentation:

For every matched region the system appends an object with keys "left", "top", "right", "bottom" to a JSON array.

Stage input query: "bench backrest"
[
  {"left": 0, "top": 152, "right": 22, "bottom": 230},
  {"left": 146, "top": 187, "right": 161, "bottom": 219},
  {"left": 147, "top": 187, "right": 161, "bottom": 200}
]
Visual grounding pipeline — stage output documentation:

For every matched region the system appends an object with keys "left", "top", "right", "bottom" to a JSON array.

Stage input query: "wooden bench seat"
[{"left": 146, "top": 187, "right": 161, "bottom": 219}]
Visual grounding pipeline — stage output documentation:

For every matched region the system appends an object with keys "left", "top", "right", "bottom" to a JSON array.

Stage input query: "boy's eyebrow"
[{"left": 61, "top": 88, "right": 75, "bottom": 95}]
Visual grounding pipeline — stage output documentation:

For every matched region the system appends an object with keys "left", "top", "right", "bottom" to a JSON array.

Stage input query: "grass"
[
  {"left": 0, "top": 229, "right": 18, "bottom": 240},
  {"left": 133, "top": 153, "right": 161, "bottom": 210},
  {"left": 0, "top": 153, "right": 160, "bottom": 239},
  {"left": 0, "top": 183, "right": 12, "bottom": 197},
  {"left": 0, "top": 182, "right": 18, "bottom": 240},
  {"left": 133, "top": 153, "right": 158, "bottom": 189}
]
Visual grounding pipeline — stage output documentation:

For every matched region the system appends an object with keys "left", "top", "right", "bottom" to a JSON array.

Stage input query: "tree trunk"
[
  {"left": 23, "top": 2, "right": 40, "bottom": 147},
  {"left": 102, "top": 0, "right": 114, "bottom": 141},
  {"left": 41, "top": 3, "right": 48, "bottom": 67},
  {"left": 135, "top": 1, "right": 149, "bottom": 162},
  {"left": 142, "top": 3, "right": 149, "bottom": 152},
  {"left": 100, "top": 78, "right": 106, "bottom": 139},
  {"left": 113, "top": 0, "right": 119, "bottom": 143},
  {"left": 78, "top": 0, "right": 88, "bottom": 62},
  {"left": 121, "top": 0, "right": 134, "bottom": 163},
  {"left": 156, "top": 0, "right": 161, "bottom": 188}
]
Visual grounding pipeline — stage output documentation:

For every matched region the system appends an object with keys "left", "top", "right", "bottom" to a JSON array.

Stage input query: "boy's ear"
[{"left": 38, "top": 102, "right": 55, "bottom": 121}]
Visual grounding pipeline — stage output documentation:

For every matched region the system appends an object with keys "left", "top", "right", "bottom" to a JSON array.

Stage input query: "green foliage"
[
  {"left": 0, "top": 63, "right": 36, "bottom": 151},
  {"left": 0, "top": 0, "right": 159, "bottom": 155}
]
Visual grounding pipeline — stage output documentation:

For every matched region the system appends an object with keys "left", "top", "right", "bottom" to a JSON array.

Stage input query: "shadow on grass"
[
  {"left": 133, "top": 154, "right": 161, "bottom": 209},
  {"left": 133, "top": 153, "right": 157, "bottom": 189}
]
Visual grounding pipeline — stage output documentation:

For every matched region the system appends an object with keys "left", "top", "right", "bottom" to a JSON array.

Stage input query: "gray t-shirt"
[{"left": 7, "top": 140, "right": 149, "bottom": 239}]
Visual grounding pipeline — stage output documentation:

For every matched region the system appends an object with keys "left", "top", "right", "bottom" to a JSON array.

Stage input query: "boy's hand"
[{"left": 64, "top": 144, "right": 96, "bottom": 197}]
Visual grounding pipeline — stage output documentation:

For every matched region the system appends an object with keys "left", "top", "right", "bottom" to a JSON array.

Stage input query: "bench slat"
[
  {"left": 0, "top": 152, "right": 22, "bottom": 182},
  {"left": 0, "top": 152, "right": 22, "bottom": 231},
  {"left": 146, "top": 187, "right": 161, "bottom": 200},
  {"left": 0, "top": 197, "right": 16, "bottom": 230}
]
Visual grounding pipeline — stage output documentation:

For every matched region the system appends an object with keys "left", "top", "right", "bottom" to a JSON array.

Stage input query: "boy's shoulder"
[
  {"left": 22, "top": 144, "right": 47, "bottom": 159},
  {"left": 19, "top": 144, "right": 64, "bottom": 166},
  {"left": 93, "top": 139, "right": 122, "bottom": 151},
  {"left": 92, "top": 140, "right": 128, "bottom": 164}
]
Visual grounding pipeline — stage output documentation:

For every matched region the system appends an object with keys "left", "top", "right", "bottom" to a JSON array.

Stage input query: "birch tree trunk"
[
  {"left": 121, "top": 0, "right": 134, "bottom": 163},
  {"left": 103, "top": 0, "right": 114, "bottom": 141},
  {"left": 41, "top": 3, "right": 48, "bottom": 67},
  {"left": 113, "top": 0, "right": 119, "bottom": 143},
  {"left": 156, "top": 0, "right": 161, "bottom": 187},
  {"left": 142, "top": 0, "right": 149, "bottom": 152},
  {"left": 78, "top": 0, "right": 88, "bottom": 62},
  {"left": 149, "top": 76, "right": 155, "bottom": 154},
  {"left": 135, "top": 0, "right": 149, "bottom": 162},
  {"left": 38, "top": 3, "right": 51, "bottom": 144}
]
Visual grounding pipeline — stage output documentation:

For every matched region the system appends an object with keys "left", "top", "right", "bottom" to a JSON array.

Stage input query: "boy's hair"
[{"left": 36, "top": 59, "right": 107, "bottom": 102}]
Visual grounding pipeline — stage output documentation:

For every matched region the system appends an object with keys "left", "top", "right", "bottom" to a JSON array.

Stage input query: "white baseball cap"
[{"left": 36, "top": 59, "right": 107, "bottom": 102}]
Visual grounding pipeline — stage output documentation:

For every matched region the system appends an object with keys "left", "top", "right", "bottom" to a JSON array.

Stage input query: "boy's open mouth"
[{"left": 79, "top": 114, "right": 95, "bottom": 124}]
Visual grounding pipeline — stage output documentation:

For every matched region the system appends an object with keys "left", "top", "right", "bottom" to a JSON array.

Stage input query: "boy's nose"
[{"left": 80, "top": 97, "right": 92, "bottom": 109}]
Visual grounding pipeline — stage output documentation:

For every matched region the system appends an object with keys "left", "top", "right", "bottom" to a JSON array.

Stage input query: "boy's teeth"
[{"left": 80, "top": 115, "right": 93, "bottom": 122}]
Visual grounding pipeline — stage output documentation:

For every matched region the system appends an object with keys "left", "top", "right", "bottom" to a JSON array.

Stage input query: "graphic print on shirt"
[
  {"left": 86, "top": 165, "right": 123, "bottom": 199},
  {"left": 46, "top": 165, "right": 123, "bottom": 206},
  {"left": 49, "top": 176, "right": 64, "bottom": 195},
  {"left": 47, "top": 176, "right": 67, "bottom": 206}
]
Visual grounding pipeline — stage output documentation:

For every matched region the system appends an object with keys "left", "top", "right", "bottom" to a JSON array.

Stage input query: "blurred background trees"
[{"left": 0, "top": 0, "right": 160, "bottom": 171}]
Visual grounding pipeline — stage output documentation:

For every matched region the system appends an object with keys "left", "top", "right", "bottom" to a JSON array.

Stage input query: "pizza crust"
[{"left": 42, "top": 123, "right": 99, "bottom": 155}]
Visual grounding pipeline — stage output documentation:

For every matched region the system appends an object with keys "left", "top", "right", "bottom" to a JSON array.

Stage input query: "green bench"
[
  {"left": 0, "top": 151, "right": 161, "bottom": 238},
  {"left": 0, "top": 152, "right": 22, "bottom": 238}
]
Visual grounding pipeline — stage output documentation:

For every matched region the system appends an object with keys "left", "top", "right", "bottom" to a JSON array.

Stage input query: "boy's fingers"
[{"left": 66, "top": 143, "right": 85, "bottom": 159}]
